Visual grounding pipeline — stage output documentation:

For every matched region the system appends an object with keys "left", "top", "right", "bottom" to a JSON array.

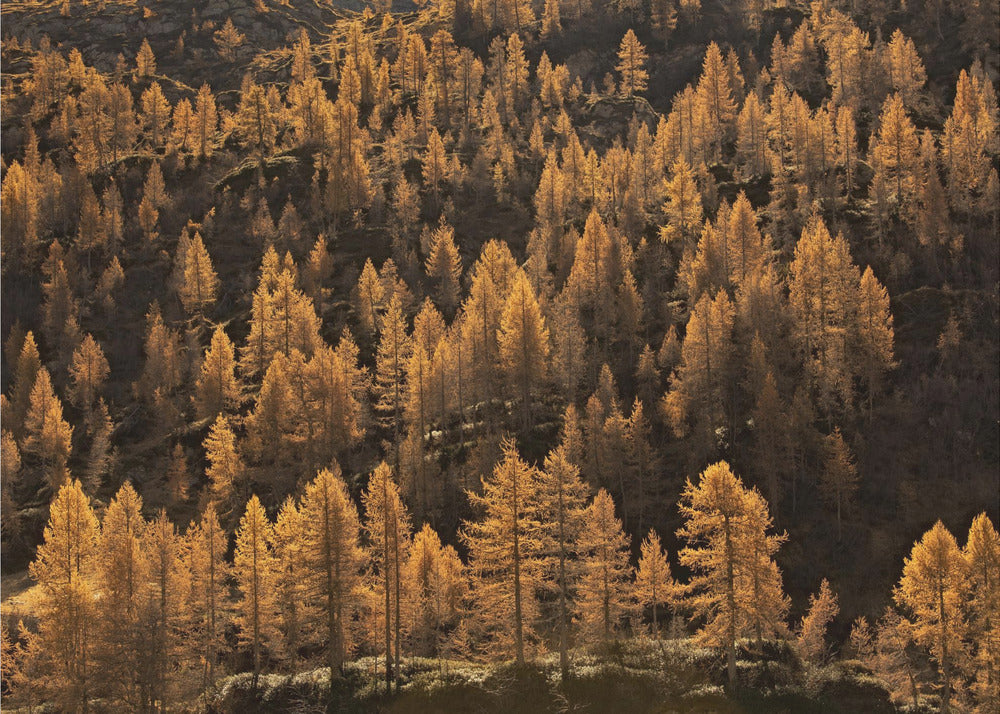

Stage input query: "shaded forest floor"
[{"left": 199, "top": 640, "right": 896, "bottom": 714}]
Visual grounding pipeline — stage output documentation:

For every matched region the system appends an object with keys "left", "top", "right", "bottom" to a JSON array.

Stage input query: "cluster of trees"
[
  {"left": 8, "top": 459, "right": 996, "bottom": 711},
  {"left": 1, "top": 0, "right": 997, "bottom": 711}
]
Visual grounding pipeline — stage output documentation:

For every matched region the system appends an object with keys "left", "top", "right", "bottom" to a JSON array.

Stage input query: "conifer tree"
[
  {"left": 27, "top": 479, "right": 99, "bottom": 712},
  {"left": 180, "top": 232, "right": 219, "bottom": 319},
  {"left": 895, "top": 521, "right": 968, "bottom": 713},
  {"left": 362, "top": 462, "right": 412, "bottom": 690},
  {"left": 660, "top": 157, "right": 704, "bottom": 245},
  {"left": 195, "top": 84, "right": 218, "bottom": 160},
  {"left": 195, "top": 325, "right": 241, "bottom": 421},
  {"left": 577, "top": 489, "right": 632, "bottom": 642},
  {"left": 538, "top": 444, "right": 589, "bottom": 677},
  {"left": 796, "top": 578, "right": 839, "bottom": 664},
  {"left": 788, "top": 216, "right": 859, "bottom": 417},
  {"left": 186, "top": 505, "right": 229, "bottom": 692},
  {"left": 144, "top": 509, "right": 187, "bottom": 710},
  {"left": 819, "top": 427, "right": 857, "bottom": 542},
  {"left": 375, "top": 294, "right": 412, "bottom": 457},
  {"left": 425, "top": 222, "right": 463, "bottom": 314},
  {"left": 68, "top": 334, "right": 110, "bottom": 413},
  {"left": 463, "top": 440, "right": 545, "bottom": 665},
  {"left": 663, "top": 290, "right": 735, "bottom": 458},
  {"left": 271, "top": 497, "right": 308, "bottom": 664},
  {"left": 23, "top": 368, "right": 74, "bottom": 490},
  {"left": 404, "top": 523, "right": 465, "bottom": 658},
  {"left": 203, "top": 415, "right": 245, "bottom": 519},
  {"left": 234, "top": 495, "right": 278, "bottom": 691},
  {"left": 353, "top": 258, "right": 384, "bottom": 335},
  {"left": 871, "top": 94, "right": 920, "bottom": 220},
  {"left": 616, "top": 30, "right": 649, "bottom": 98},
  {"left": 136, "top": 38, "right": 156, "bottom": 77},
  {"left": 498, "top": 269, "right": 550, "bottom": 428},
  {"left": 854, "top": 267, "right": 895, "bottom": 418},
  {"left": 95, "top": 482, "right": 150, "bottom": 707},
  {"left": 677, "top": 461, "right": 788, "bottom": 687},
  {"left": 299, "top": 466, "right": 367, "bottom": 682},
  {"left": 965, "top": 514, "right": 1000, "bottom": 710},
  {"left": 634, "top": 529, "right": 674, "bottom": 637}
]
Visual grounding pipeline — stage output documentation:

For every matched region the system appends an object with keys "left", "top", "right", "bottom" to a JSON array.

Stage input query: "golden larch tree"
[
  {"left": 195, "top": 325, "right": 241, "bottom": 421},
  {"left": 677, "top": 461, "right": 788, "bottom": 688},
  {"left": 634, "top": 529, "right": 675, "bottom": 637},
  {"left": 27, "top": 479, "right": 99, "bottom": 712},
  {"left": 362, "top": 462, "right": 412, "bottom": 690},
  {"left": 299, "top": 465, "right": 367, "bottom": 683},
  {"left": 462, "top": 439, "right": 546, "bottom": 665},
  {"left": 497, "top": 268, "right": 550, "bottom": 428},
  {"left": 234, "top": 495, "right": 279, "bottom": 691},
  {"left": 894, "top": 521, "right": 968, "bottom": 713},
  {"left": 577, "top": 489, "right": 632, "bottom": 642},
  {"left": 616, "top": 29, "right": 649, "bottom": 98}
]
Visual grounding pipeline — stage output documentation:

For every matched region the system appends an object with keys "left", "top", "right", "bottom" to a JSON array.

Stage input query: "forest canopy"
[{"left": 0, "top": 0, "right": 997, "bottom": 712}]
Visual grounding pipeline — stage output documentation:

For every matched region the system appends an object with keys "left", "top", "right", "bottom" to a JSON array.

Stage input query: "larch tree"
[
  {"left": 299, "top": 466, "right": 367, "bottom": 683},
  {"left": 577, "top": 489, "right": 633, "bottom": 642},
  {"left": 497, "top": 269, "right": 550, "bottom": 428},
  {"left": 68, "top": 333, "right": 110, "bottom": 414},
  {"left": 195, "top": 84, "right": 218, "bottom": 160},
  {"left": 663, "top": 290, "right": 735, "bottom": 460},
  {"left": 203, "top": 415, "right": 245, "bottom": 521},
  {"left": 895, "top": 521, "right": 968, "bottom": 713},
  {"left": 796, "top": 578, "right": 839, "bottom": 664},
  {"left": 538, "top": 444, "right": 590, "bottom": 678},
  {"left": 180, "top": 232, "right": 219, "bottom": 320},
  {"left": 186, "top": 505, "right": 230, "bottom": 693},
  {"left": 95, "top": 482, "right": 150, "bottom": 708},
  {"left": 425, "top": 222, "right": 463, "bottom": 315},
  {"left": 787, "top": 215, "right": 859, "bottom": 417},
  {"left": 819, "top": 427, "right": 858, "bottom": 542},
  {"left": 634, "top": 529, "right": 675, "bottom": 638},
  {"left": 660, "top": 157, "right": 704, "bottom": 245},
  {"left": 871, "top": 93, "right": 920, "bottom": 220},
  {"left": 195, "top": 325, "right": 241, "bottom": 421},
  {"left": 362, "top": 462, "right": 412, "bottom": 690},
  {"left": 9, "top": 331, "right": 41, "bottom": 439},
  {"left": 27, "top": 479, "right": 100, "bottom": 712},
  {"left": 404, "top": 524, "right": 465, "bottom": 659},
  {"left": 375, "top": 293, "right": 412, "bottom": 460},
  {"left": 964, "top": 514, "right": 1000, "bottom": 710},
  {"left": 616, "top": 29, "right": 649, "bottom": 98},
  {"left": 462, "top": 439, "right": 546, "bottom": 665},
  {"left": 854, "top": 266, "right": 895, "bottom": 418},
  {"left": 23, "top": 368, "right": 74, "bottom": 490},
  {"left": 677, "top": 461, "right": 788, "bottom": 688},
  {"left": 136, "top": 38, "right": 156, "bottom": 77},
  {"left": 143, "top": 509, "right": 188, "bottom": 711},
  {"left": 234, "top": 495, "right": 278, "bottom": 691},
  {"left": 271, "top": 497, "right": 311, "bottom": 665},
  {"left": 353, "top": 258, "right": 384, "bottom": 336}
]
